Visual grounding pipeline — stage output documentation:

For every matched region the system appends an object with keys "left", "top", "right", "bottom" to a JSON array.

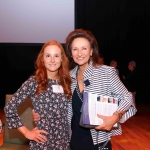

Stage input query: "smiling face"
[
  {"left": 128, "top": 63, "right": 134, "bottom": 71},
  {"left": 71, "top": 37, "right": 93, "bottom": 69},
  {"left": 111, "top": 62, "right": 117, "bottom": 68},
  {"left": 43, "top": 45, "right": 62, "bottom": 78}
]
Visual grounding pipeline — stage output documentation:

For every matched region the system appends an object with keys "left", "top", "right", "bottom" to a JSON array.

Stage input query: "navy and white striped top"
[{"left": 67, "top": 61, "right": 137, "bottom": 145}]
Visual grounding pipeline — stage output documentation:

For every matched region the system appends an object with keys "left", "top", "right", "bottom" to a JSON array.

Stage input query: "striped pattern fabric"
[{"left": 67, "top": 61, "right": 137, "bottom": 145}]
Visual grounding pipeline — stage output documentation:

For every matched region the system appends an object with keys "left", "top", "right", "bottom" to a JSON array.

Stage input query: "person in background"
[
  {"left": 122, "top": 61, "right": 137, "bottom": 107},
  {"left": 110, "top": 59, "right": 119, "bottom": 76},
  {"left": 4, "top": 40, "right": 72, "bottom": 150},
  {"left": 33, "top": 29, "right": 136, "bottom": 150}
]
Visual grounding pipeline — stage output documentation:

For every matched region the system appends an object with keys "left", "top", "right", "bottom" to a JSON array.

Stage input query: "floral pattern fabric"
[{"left": 4, "top": 76, "right": 70, "bottom": 150}]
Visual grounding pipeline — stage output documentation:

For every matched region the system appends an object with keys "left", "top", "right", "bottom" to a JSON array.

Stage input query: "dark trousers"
[{"left": 70, "top": 134, "right": 112, "bottom": 150}]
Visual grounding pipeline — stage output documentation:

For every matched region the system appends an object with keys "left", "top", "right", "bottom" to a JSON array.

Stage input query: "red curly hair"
[{"left": 34, "top": 40, "right": 72, "bottom": 99}]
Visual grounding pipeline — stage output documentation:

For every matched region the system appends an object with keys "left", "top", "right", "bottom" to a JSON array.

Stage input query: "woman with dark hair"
[
  {"left": 32, "top": 29, "right": 136, "bottom": 150},
  {"left": 4, "top": 40, "right": 72, "bottom": 150},
  {"left": 66, "top": 29, "right": 103, "bottom": 70},
  {"left": 65, "top": 29, "right": 136, "bottom": 150}
]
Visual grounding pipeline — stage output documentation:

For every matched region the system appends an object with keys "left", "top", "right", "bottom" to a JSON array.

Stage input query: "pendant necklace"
[
  {"left": 79, "top": 79, "right": 84, "bottom": 82},
  {"left": 78, "top": 68, "right": 85, "bottom": 83}
]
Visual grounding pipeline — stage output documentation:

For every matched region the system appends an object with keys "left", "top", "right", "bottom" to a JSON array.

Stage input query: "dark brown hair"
[
  {"left": 65, "top": 29, "right": 103, "bottom": 70},
  {"left": 34, "top": 40, "right": 72, "bottom": 99}
]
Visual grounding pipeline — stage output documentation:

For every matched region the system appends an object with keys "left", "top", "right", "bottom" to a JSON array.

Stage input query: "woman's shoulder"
[
  {"left": 93, "top": 65, "right": 117, "bottom": 77},
  {"left": 23, "top": 75, "right": 37, "bottom": 85},
  {"left": 27, "top": 75, "right": 36, "bottom": 81},
  {"left": 69, "top": 66, "right": 78, "bottom": 77},
  {"left": 94, "top": 64, "right": 114, "bottom": 71}
]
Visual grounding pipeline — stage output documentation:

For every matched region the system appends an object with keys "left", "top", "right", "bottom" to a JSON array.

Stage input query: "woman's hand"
[
  {"left": 95, "top": 114, "right": 119, "bottom": 131},
  {"left": 32, "top": 109, "right": 40, "bottom": 122},
  {"left": 24, "top": 128, "right": 48, "bottom": 143},
  {"left": 122, "top": 75, "right": 126, "bottom": 80},
  {"left": 18, "top": 126, "right": 48, "bottom": 143}
]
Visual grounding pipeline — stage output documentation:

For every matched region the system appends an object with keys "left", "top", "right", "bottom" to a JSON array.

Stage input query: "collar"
[{"left": 70, "top": 61, "right": 94, "bottom": 79}]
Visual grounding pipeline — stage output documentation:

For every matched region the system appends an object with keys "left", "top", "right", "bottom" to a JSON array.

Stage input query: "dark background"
[{"left": 0, "top": 0, "right": 150, "bottom": 108}]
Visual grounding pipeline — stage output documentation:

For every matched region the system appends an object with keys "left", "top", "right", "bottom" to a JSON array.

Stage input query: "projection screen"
[{"left": 0, "top": 0, "right": 74, "bottom": 44}]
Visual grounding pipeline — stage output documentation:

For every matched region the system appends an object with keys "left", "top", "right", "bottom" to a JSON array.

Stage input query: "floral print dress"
[{"left": 4, "top": 76, "right": 70, "bottom": 150}]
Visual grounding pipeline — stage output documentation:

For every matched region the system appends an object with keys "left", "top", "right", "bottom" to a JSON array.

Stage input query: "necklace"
[
  {"left": 48, "top": 75, "right": 58, "bottom": 80},
  {"left": 78, "top": 69, "right": 84, "bottom": 83},
  {"left": 79, "top": 79, "right": 84, "bottom": 82}
]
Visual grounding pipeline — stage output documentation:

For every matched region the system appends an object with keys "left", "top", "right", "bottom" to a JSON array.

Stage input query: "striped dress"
[{"left": 67, "top": 61, "right": 137, "bottom": 145}]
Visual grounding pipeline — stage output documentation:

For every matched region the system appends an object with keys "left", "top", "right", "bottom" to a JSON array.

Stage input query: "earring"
[{"left": 90, "top": 54, "right": 92, "bottom": 56}]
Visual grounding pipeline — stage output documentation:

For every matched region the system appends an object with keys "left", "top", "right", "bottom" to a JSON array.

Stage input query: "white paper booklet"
[{"left": 82, "top": 92, "right": 118, "bottom": 127}]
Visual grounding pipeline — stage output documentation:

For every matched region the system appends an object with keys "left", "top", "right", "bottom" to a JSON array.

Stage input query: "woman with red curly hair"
[{"left": 4, "top": 40, "right": 72, "bottom": 150}]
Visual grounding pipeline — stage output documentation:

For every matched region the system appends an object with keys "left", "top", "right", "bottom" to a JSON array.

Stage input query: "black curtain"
[{"left": 0, "top": 45, "right": 42, "bottom": 108}]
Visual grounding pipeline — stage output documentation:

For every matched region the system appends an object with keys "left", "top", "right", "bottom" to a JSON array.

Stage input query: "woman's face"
[
  {"left": 128, "top": 63, "right": 133, "bottom": 71},
  {"left": 43, "top": 45, "right": 62, "bottom": 77},
  {"left": 71, "top": 37, "right": 93, "bottom": 67},
  {"left": 111, "top": 62, "right": 117, "bottom": 68}
]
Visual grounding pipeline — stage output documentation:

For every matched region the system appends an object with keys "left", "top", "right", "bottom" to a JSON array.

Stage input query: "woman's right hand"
[
  {"left": 32, "top": 109, "right": 40, "bottom": 122},
  {"left": 18, "top": 126, "right": 48, "bottom": 143},
  {"left": 122, "top": 75, "right": 126, "bottom": 80},
  {"left": 24, "top": 128, "right": 48, "bottom": 143}
]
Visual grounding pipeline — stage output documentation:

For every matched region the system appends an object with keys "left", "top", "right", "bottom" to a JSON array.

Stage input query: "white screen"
[{"left": 0, "top": 0, "right": 74, "bottom": 43}]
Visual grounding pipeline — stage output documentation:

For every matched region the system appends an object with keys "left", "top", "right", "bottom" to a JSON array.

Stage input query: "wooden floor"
[
  {"left": 111, "top": 104, "right": 150, "bottom": 150},
  {"left": 0, "top": 104, "right": 150, "bottom": 150}
]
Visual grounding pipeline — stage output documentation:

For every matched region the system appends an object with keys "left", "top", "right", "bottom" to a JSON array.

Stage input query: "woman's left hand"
[{"left": 95, "top": 114, "right": 118, "bottom": 131}]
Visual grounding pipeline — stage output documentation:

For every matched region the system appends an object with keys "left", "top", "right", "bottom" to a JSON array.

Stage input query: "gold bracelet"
[{"left": 113, "top": 111, "right": 123, "bottom": 120}]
